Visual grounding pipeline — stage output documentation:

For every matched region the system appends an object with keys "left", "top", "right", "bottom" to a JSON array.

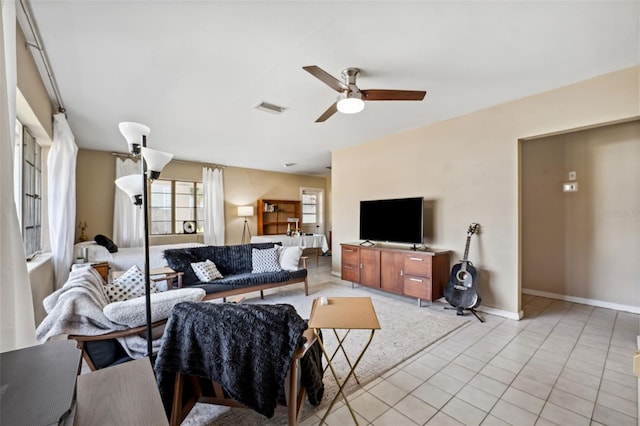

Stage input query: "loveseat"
[{"left": 163, "top": 242, "right": 309, "bottom": 301}]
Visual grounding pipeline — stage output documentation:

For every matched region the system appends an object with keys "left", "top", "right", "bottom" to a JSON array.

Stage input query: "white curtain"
[
  {"left": 48, "top": 113, "right": 78, "bottom": 290},
  {"left": 113, "top": 158, "right": 143, "bottom": 247},
  {"left": 0, "top": 0, "right": 37, "bottom": 351},
  {"left": 203, "top": 167, "right": 225, "bottom": 245}
]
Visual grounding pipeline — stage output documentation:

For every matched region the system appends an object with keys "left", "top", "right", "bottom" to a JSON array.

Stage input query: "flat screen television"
[{"left": 359, "top": 197, "right": 424, "bottom": 245}]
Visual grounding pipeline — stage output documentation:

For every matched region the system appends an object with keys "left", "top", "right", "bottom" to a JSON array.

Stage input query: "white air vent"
[{"left": 253, "top": 101, "right": 287, "bottom": 114}]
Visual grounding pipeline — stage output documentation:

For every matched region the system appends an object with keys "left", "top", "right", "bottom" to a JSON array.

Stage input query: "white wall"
[{"left": 332, "top": 66, "right": 640, "bottom": 318}]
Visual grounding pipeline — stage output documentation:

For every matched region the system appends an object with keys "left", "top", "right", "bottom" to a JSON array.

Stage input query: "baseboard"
[
  {"left": 476, "top": 305, "right": 524, "bottom": 321},
  {"left": 522, "top": 288, "right": 640, "bottom": 314}
]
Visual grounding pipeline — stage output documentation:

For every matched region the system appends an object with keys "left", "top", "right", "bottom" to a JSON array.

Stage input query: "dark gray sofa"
[{"left": 163, "top": 243, "right": 308, "bottom": 301}]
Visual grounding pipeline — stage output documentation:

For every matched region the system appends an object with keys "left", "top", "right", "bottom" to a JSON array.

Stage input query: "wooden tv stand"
[{"left": 341, "top": 243, "right": 450, "bottom": 306}]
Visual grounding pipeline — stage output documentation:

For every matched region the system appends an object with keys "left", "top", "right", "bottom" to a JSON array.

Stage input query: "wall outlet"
[
  {"left": 563, "top": 182, "right": 579, "bottom": 192},
  {"left": 568, "top": 171, "right": 577, "bottom": 181}
]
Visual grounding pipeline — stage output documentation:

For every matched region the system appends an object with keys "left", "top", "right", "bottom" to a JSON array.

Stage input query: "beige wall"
[
  {"left": 75, "top": 150, "right": 329, "bottom": 246},
  {"left": 521, "top": 121, "right": 639, "bottom": 308},
  {"left": 16, "top": 24, "right": 53, "bottom": 141},
  {"left": 332, "top": 66, "right": 640, "bottom": 318}
]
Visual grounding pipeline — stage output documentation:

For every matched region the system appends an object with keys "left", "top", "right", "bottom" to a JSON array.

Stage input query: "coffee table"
[{"left": 308, "top": 296, "right": 380, "bottom": 425}]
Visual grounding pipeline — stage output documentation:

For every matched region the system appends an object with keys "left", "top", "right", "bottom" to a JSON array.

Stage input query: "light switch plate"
[{"left": 563, "top": 182, "right": 579, "bottom": 192}]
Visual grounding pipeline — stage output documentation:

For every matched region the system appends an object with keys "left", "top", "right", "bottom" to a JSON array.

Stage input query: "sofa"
[{"left": 163, "top": 242, "right": 309, "bottom": 301}]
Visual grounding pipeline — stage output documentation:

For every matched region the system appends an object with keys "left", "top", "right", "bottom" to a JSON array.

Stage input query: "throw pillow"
[
  {"left": 191, "top": 259, "right": 224, "bottom": 282},
  {"left": 251, "top": 247, "right": 282, "bottom": 273},
  {"left": 277, "top": 246, "right": 303, "bottom": 271},
  {"left": 104, "top": 265, "right": 160, "bottom": 302},
  {"left": 103, "top": 288, "right": 206, "bottom": 327},
  {"left": 94, "top": 234, "right": 118, "bottom": 253}
]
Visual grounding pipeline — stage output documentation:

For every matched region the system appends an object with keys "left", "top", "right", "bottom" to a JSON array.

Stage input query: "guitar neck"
[{"left": 462, "top": 235, "right": 471, "bottom": 262}]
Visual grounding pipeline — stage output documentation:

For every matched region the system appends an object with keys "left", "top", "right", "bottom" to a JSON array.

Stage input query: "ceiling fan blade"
[
  {"left": 303, "top": 65, "right": 349, "bottom": 92},
  {"left": 362, "top": 89, "right": 426, "bottom": 101},
  {"left": 316, "top": 102, "right": 338, "bottom": 122}
]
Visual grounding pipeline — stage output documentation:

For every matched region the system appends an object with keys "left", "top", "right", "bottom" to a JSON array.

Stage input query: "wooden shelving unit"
[{"left": 257, "top": 199, "right": 301, "bottom": 235}]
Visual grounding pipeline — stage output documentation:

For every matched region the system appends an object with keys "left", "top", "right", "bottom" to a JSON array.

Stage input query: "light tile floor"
[{"left": 303, "top": 256, "right": 639, "bottom": 426}]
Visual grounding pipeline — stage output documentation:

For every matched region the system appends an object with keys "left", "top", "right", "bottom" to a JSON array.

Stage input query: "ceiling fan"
[{"left": 303, "top": 65, "right": 426, "bottom": 122}]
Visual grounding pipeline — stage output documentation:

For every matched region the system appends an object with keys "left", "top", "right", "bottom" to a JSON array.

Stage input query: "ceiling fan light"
[{"left": 336, "top": 96, "right": 365, "bottom": 114}]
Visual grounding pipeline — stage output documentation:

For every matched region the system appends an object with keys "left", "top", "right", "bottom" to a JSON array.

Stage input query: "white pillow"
[
  {"left": 252, "top": 247, "right": 282, "bottom": 273},
  {"left": 191, "top": 259, "right": 223, "bottom": 282},
  {"left": 104, "top": 265, "right": 160, "bottom": 302},
  {"left": 103, "top": 288, "right": 206, "bottom": 327},
  {"left": 278, "top": 246, "right": 303, "bottom": 271}
]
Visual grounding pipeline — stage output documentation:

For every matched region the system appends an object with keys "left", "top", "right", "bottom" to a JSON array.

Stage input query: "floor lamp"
[
  {"left": 238, "top": 205, "right": 254, "bottom": 244},
  {"left": 115, "top": 122, "right": 173, "bottom": 361}
]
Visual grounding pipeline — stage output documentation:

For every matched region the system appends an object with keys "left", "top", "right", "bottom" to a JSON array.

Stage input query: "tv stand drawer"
[
  {"left": 404, "top": 253, "right": 431, "bottom": 276},
  {"left": 403, "top": 275, "right": 432, "bottom": 299}
]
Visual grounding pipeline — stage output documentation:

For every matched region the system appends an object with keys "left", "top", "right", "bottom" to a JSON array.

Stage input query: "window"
[
  {"left": 150, "top": 179, "right": 203, "bottom": 235},
  {"left": 13, "top": 119, "right": 42, "bottom": 258}
]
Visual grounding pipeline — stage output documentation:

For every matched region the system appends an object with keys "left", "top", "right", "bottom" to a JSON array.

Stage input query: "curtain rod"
[
  {"left": 111, "top": 152, "right": 225, "bottom": 169},
  {"left": 19, "top": 0, "right": 66, "bottom": 114}
]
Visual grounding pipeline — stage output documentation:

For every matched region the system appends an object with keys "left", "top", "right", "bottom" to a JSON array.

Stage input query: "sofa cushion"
[
  {"left": 193, "top": 271, "right": 295, "bottom": 294},
  {"left": 94, "top": 234, "right": 118, "bottom": 253},
  {"left": 251, "top": 247, "right": 282, "bottom": 273},
  {"left": 191, "top": 259, "right": 223, "bottom": 282},
  {"left": 278, "top": 246, "right": 303, "bottom": 271},
  {"left": 104, "top": 265, "right": 160, "bottom": 302},
  {"left": 84, "top": 339, "right": 131, "bottom": 370}
]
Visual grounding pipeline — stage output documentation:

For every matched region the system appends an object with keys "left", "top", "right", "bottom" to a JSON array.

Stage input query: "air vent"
[{"left": 253, "top": 101, "right": 287, "bottom": 114}]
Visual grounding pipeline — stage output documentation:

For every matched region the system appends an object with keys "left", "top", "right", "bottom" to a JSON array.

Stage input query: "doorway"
[
  {"left": 300, "top": 187, "right": 325, "bottom": 236},
  {"left": 520, "top": 120, "right": 639, "bottom": 311}
]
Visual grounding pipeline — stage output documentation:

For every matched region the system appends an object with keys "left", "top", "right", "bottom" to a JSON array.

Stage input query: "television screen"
[{"left": 359, "top": 197, "right": 424, "bottom": 244}]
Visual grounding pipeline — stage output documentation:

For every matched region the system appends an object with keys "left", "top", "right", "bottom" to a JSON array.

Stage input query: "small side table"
[
  {"left": 112, "top": 266, "right": 183, "bottom": 290},
  {"left": 71, "top": 261, "right": 110, "bottom": 282},
  {"left": 308, "top": 297, "right": 380, "bottom": 425},
  {"left": 75, "top": 357, "right": 169, "bottom": 425}
]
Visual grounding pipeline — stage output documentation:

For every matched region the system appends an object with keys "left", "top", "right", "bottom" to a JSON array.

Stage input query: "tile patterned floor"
[{"left": 303, "top": 256, "right": 639, "bottom": 426}]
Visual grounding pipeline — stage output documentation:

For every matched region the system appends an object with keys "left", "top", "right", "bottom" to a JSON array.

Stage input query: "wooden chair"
[{"left": 168, "top": 329, "right": 317, "bottom": 426}]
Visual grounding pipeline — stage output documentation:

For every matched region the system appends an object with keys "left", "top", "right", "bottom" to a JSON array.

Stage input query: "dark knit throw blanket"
[{"left": 155, "top": 302, "right": 323, "bottom": 419}]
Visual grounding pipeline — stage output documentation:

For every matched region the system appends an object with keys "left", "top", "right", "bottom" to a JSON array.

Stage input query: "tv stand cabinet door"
[
  {"left": 341, "top": 245, "right": 360, "bottom": 282},
  {"left": 381, "top": 251, "right": 404, "bottom": 294},
  {"left": 359, "top": 247, "right": 381, "bottom": 288}
]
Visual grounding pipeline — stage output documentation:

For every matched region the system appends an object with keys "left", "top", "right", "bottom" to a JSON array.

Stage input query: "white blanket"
[
  {"left": 73, "top": 241, "right": 205, "bottom": 272},
  {"left": 36, "top": 266, "right": 162, "bottom": 359}
]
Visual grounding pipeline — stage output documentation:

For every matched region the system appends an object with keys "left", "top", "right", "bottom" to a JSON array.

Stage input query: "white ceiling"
[{"left": 23, "top": 1, "right": 639, "bottom": 176}]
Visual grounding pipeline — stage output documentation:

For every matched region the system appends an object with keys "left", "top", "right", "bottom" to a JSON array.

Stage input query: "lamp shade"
[
  {"left": 237, "top": 205, "right": 254, "bottom": 217},
  {"left": 141, "top": 147, "right": 173, "bottom": 180},
  {"left": 119, "top": 122, "right": 150, "bottom": 155},
  {"left": 115, "top": 174, "right": 143, "bottom": 205},
  {"left": 336, "top": 93, "right": 365, "bottom": 114}
]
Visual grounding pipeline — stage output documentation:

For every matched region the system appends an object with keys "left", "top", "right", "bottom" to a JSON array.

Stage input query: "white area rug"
[{"left": 181, "top": 281, "right": 469, "bottom": 425}]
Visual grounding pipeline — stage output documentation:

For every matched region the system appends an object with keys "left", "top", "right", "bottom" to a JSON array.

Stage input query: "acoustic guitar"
[{"left": 444, "top": 223, "right": 481, "bottom": 315}]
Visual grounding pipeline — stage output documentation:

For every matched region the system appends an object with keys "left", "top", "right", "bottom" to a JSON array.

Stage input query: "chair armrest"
[
  {"left": 294, "top": 328, "right": 317, "bottom": 359},
  {"left": 300, "top": 256, "right": 308, "bottom": 269},
  {"left": 69, "top": 319, "right": 167, "bottom": 342}
]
